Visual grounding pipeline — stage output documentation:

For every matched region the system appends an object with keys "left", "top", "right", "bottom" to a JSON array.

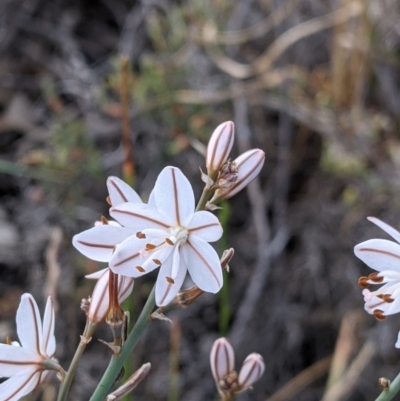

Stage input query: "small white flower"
[
  {"left": 354, "top": 217, "right": 400, "bottom": 347},
  {"left": 73, "top": 167, "right": 223, "bottom": 307},
  {"left": 85, "top": 268, "right": 134, "bottom": 324},
  {"left": 109, "top": 166, "right": 223, "bottom": 306},
  {"left": 0, "top": 294, "right": 62, "bottom": 401}
]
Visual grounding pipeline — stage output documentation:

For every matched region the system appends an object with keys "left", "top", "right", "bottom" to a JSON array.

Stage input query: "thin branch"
[{"left": 202, "top": 1, "right": 363, "bottom": 78}]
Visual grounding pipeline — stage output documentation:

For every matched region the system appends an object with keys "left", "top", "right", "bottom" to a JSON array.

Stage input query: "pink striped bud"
[
  {"left": 85, "top": 268, "right": 134, "bottom": 324},
  {"left": 206, "top": 122, "right": 235, "bottom": 176},
  {"left": 210, "top": 149, "right": 265, "bottom": 202},
  {"left": 210, "top": 337, "right": 235, "bottom": 385},
  {"left": 238, "top": 353, "right": 265, "bottom": 389}
]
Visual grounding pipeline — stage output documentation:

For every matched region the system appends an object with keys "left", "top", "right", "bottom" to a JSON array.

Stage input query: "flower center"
[{"left": 169, "top": 226, "right": 189, "bottom": 245}]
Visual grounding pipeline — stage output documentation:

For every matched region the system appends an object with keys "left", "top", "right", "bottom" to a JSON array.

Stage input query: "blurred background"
[{"left": 1, "top": 0, "right": 400, "bottom": 400}]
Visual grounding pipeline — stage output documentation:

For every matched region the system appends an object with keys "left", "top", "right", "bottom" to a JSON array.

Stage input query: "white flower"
[
  {"left": 354, "top": 216, "right": 400, "bottom": 347},
  {"left": 73, "top": 167, "right": 223, "bottom": 306},
  {"left": 108, "top": 166, "right": 224, "bottom": 306},
  {"left": 85, "top": 268, "right": 134, "bottom": 324},
  {"left": 0, "top": 294, "right": 62, "bottom": 401},
  {"left": 210, "top": 337, "right": 264, "bottom": 398}
]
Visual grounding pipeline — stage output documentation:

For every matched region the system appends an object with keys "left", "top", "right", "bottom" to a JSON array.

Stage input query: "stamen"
[
  {"left": 6, "top": 336, "right": 12, "bottom": 345},
  {"left": 136, "top": 232, "right": 146, "bottom": 239},
  {"left": 166, "top": 238, "right": 174, "bottom": 246},
  {"left": 153, "top": 259, "right": 162, "bottom": 265},
  {"left": 136, "top": 266, "right": 145, "bottom": 273},
  {"left": 358, "top": 276, "right": 369, "bottom": 288},
  {"left": 145, "top": 243, "right": 156, "bottom": 250},
  {"left": 106, "top": 196, "right": 112, "bottom": 206},
  {"left": 166, "top": 277, "right": 175, "bottom": 284},
  {"left": 373, "top": 309, "right": 386, "bottom": 321},
  {"left": 101, "top": 216, "right": 109, "bottom": 225},
  {"left": 368, "top": 272, "right": 384, "bottom": 283},
  {"left": 383, "top": 294, "right": 394, "bottom": 303}
]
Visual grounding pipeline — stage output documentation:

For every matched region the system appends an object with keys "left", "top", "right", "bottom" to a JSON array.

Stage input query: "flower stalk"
[
  {"left": 89, "top": 285, "right": 156, "bottom": 401},
  {"left": 57, "top": 333, "right": 93, "bottom": 401}
]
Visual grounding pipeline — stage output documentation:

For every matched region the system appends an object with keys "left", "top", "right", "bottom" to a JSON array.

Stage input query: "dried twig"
[
  {"left": 45, "top": 227, "right": 63, "bottom": 312},
  {"left": 198, "top": 0, "right": 299, "bottom": 45},
  {"left": 264, "top": 355, "right": 333, "bottom": 401},
  {"left": 325, "top": 310, "right": 366, "bottom": 391},
  {"left": 202, "top": 1, "right": 363, "bottom": 78},
  {"left": 321, "top": 342, "right": 376, "bottom": 401},
  {"left": 229, "top": 97, "right": 289, "bottom": 347}
]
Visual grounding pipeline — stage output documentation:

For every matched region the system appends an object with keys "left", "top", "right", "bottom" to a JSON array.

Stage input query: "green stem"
[
  {"left": 57, "top": 323, "right": 97, "bottom": 401},
  {"left": 89, "top": 285, "right": 156, "bottom": 401},
  {"left": 196, "top": 187, "right": 213, "bottom": 211},
  {"left": 375, "top": 371, "right": 400, "bottom": 401}
]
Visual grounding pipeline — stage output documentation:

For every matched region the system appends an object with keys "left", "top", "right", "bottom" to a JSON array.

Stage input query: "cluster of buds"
[
  {"left": 210, "top": 337, "right": 264, "bottom": 400},
  {"left": 203, "top": 121, "right": 265, "bottom": 208}
]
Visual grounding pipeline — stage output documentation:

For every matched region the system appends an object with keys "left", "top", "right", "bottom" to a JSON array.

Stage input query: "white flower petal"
[
  {"left": 88, "top": 269, "right": 111, "bottom": 323},
  {"left": 238, "top": 353, "right": 265, "bottom": 388},
  {"left": 85, "top": 268, "right": 109, "bottom": 280},
  {"left": 395, "top": 331, "right": 400, "bottom": 348},
  {"left": 42, "top": 297, "right": 55, "bottom": 357},
  {"left": 141, "top": 228, "right": 171, "bottom": 239},
  {"left": 354, "top": 239, "right": 400, "bottom": 272},
  {"left": 367, "top": 217, "right": 400, "bottom": 244},
  {"left": 0, "top": 346, "right": 40, "bottom": 377},
  {"left": 153, "top": 167, "right": 195, "bottom": 227},
  {"left": 118, "top": 275, "right": 135, "bottom": 304},
  {"left": 148, "top": 189, "right": 156, "bottom": 208},
  {"left": 210, "top": 338, "right": 235, "bottom": 383},
  {"left": 107, "top": 176, "right": 142, "bottom": 206},
  {"left": 110, "top": 237, "right": 170, "bottom": 277},
  {"left": 188, "top": 211, "right": 223, "bottom": 242},
  {"left": 73, "top": 225, "right": 133, "bottom": 262},
  {"left": 16, "top": 294, "right": 43, "bottom": 354},
  {"left": 110, "top": 203, "right": 169, "bottom": 231},
  {"left": 155, "top": 247, "right": 187, "bottom": 307},
  {"left": 0, "top": 370, "right": 42, "bottom": 401},
  {"left": 183, "top": 237, "right": 222, "bottom": 293}
]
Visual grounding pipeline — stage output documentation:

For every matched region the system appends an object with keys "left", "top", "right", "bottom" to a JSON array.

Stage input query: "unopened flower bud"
[
  {"left": 237, "top": 353, "right": 265, "bottom": 389},
  {"left": 220, "top": 248, "right": 234, "bottom": 272},
  {"left": 86, "top": 268, "right": 134, "bottom": 325},
  {"left": 106, "top": 363, "right": 151, "bottom": 401},
  {"left": 210, "top": 338, "right": 235, "bottom": 385},
  {"left": 210, "top": 149, "right": 265, "bottom": 203},
  {"left": 206, "top": 121, "right": 235, "bottom": 177},
  {"left": 175, "top": 286, "right": 204, "bottom": 307}
]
